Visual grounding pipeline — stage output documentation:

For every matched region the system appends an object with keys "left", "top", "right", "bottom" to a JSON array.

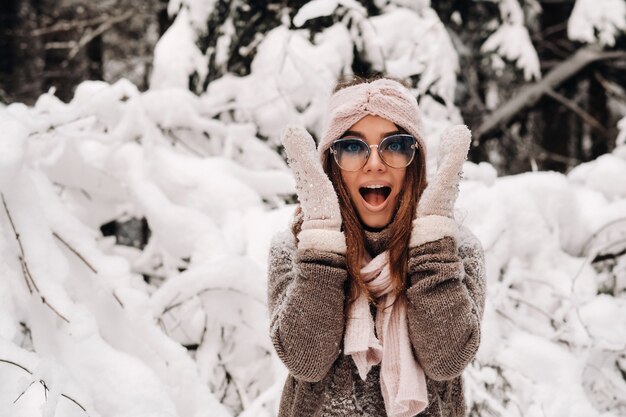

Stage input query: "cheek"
[
  {"left": 395, "top": 170, "right": 407, "bottom": 191},
  {"left": 339, "top": 172, "right": 362, "bottom": 207},
  {"left": 340, "top": 171, "right": 357, "bottom": 193}
]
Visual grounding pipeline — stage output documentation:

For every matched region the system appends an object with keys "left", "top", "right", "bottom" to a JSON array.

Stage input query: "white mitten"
[
  {"left": 410, "top": 125, "right": 472, "bottom": 247},
  {"left": 282, "top": 125, "right": 346, "bottom": 254}
]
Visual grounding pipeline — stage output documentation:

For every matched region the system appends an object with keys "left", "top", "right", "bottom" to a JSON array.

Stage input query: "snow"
[
  {"left": 568, "top": 151, "right": 626, "bottom": 201},
  {"left": 201, "top": 23, "right": 353, "bottom": 143},
  {"left": 480, "top": 0, "right": 541, "bottom": 81},
  {"left": 568, "top": 0, "right": 626, "bottom": 46},
  {"left": 366, "top": 8, "right": 459, "bottom": 105},
  {"left": 292, "top": 0, "right": 366, "bottom": 28},
  {"left": 457, "top": 162, "right": 626, "bottom": 416},
  {"left": 150, "top": 8, "right": 208, "bottom": 91},
  {"left": 2, "top": 76, "right": 626, "bottom": 416},
  {"left": 0, "top": 78, "right": 292, "bottom": 416},
  {"left": 168, "top": 0, "right": 219, "bottom": 32},
  {"left": 1, "top": 2, "right": 626, "bottom": 416}
]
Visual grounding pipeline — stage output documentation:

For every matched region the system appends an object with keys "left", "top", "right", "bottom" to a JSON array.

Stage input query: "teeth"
[{"left": 363, "top": 185, "right": 387, "bottom": 189}]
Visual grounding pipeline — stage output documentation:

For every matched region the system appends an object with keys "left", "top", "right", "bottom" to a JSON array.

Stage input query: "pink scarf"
[{"left": 344, "top": 251, "right": 428, "bottom": 417}]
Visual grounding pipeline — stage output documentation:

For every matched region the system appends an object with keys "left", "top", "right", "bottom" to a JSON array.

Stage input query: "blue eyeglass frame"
[{"left": 329, "top": 134, "right": 418, "bottom": 171}]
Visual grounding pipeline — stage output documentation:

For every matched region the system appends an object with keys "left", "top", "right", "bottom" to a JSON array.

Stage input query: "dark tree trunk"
[
  {"left": 587, "top": 67, "right": 611, "bottom": 159},
  {"left": 0, "top": 0, "right": 45, "bottom": 104},
  {"left": 536, "top": 0, "right": 578, "bottom": 172},
  {"left": 87, "top": 33, "right": 103, "bottom": 81}
]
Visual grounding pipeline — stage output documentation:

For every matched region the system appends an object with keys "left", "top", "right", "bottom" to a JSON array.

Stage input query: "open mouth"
[{"left": 359, "top": 185, "right": 392, "bottom": 207}]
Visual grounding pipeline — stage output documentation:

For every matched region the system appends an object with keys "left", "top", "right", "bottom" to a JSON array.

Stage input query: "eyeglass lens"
[{"left": 331, "top": 135, "right": 416, "bottom": 171}]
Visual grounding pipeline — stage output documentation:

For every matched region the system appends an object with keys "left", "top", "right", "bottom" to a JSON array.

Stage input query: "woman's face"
[{"left": 338, "top": 115, "right": 407, "bottom": 230}]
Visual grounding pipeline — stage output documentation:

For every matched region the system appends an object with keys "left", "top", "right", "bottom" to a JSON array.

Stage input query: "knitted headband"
[{"left": 318, "top": 78, "right": 426, "bottom": 167}]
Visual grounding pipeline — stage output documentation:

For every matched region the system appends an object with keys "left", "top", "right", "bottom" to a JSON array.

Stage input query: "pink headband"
[{"left": 318, "top": 78, "right": 426, "bottom": 167}]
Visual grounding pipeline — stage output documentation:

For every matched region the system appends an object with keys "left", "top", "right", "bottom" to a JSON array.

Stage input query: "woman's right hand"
[{"left": 282, "top": 125, "right": 342, "bottom": 232}]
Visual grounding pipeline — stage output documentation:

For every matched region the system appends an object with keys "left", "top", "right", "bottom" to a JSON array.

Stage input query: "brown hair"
[{"left": 293, "top": 75, "right": 427, "bottom": 307}]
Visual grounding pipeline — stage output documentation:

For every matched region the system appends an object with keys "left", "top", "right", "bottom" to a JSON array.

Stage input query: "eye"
[
  {"left": 338, "top": 139, "right": 366, "bottom": 154},
  {"left": 383, "top": 137, "right": 407, "bottom": 152},
  {"left": 347, "top": 143, "right": 361, "bottom": 152},
  {"left": 387, "top": 141, "right": 403, "bottom": 152}
]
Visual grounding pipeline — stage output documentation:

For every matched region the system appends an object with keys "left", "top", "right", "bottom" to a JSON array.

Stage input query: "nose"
[{"left": 364, "top": 144, "right": 386, "bottom": 172}]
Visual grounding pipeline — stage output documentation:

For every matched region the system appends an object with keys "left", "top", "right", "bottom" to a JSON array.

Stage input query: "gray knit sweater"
[{"left": 267, "top": 217, "right": 486, "bottom": 417}]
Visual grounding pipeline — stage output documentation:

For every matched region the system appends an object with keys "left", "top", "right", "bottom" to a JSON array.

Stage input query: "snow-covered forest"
[{"left": 1, "top": 1, "right": 625, "bottom": 416}]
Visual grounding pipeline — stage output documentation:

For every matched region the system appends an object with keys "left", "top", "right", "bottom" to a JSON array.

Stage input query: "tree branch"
[
  {"left": 52, "top": 232, "right": 97, "bottom": 274},
  {"left": 52, "top": 231, "right": 126, "bottom": 309},
  {"left": 2, "top": 193, "right": 39, "bottom": 293},
  {"left": 2, "top": 193, "right": 69, "bottom": 323},
  {"left": 39, "top": 296, "right": 70, "bottom": 323},
  {"left": 544, "top": 88, "right": 612, "bottom": 140},
  {"left": 594, "top": 71, "right": 626, "bottom": 100},
  {"left": 161, "top": 286, "right": 264, "bottom": 317},
  {"left": 13, "top": 380, "right": 36, "bottom": 404},
  {"left": 0, "top": 359, "right": 88, "bottom": 414},
  {"left": 112, "top": 291, "right": 124, "bottom": 308},
  {"left": 33, "top": 12, "right": 136, "bottom": 36},
  {"left": 68, "top": 9, "right": 135, "bottom": 60},
  {"left": 475, "top": 45, "right": 626, "bottom": 140}
]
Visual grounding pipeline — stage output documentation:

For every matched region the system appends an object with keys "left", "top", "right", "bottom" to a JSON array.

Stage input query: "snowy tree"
[{"left": 147, "top": 0, "right": 626, "bottom": 174}]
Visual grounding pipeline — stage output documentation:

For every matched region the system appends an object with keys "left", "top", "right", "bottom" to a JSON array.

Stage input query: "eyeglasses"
[{"left": 330, "top": 134, "right": 417, "bottom": 171}]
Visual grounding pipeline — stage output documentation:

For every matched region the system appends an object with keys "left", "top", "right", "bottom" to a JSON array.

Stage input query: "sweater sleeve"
[
  {"left": 405, "top": 225, "right": 486, "bottom": 381},
  {"left": 266, "top": 229, "right": 349, "bottom": 383}
]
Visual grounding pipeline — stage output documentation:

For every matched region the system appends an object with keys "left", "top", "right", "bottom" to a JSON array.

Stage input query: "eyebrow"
[{"left": 340, "top": 129, "right": 403, "bottom": 139}]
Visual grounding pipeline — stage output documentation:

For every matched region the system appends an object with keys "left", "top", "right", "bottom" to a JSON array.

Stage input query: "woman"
[{"left": 267, "top": 77, "right": 486, "bottom": 417}]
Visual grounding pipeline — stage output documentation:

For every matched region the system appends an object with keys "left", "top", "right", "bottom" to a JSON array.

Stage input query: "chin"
[{"left": 357, "top": 210, "right": 395, "bottom": 230}]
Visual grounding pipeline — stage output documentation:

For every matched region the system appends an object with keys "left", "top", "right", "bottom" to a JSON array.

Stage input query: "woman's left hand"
[
  {"left": 410, "top": 125, "right": 472, "bottom": 247},
  {"left": 405, "top": 125, "right": 483, "bottom": 379}
]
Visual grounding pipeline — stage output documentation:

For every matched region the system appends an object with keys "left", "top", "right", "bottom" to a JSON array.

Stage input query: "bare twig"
[
  {"left": 52, "top": 232, "right": 97, "bottom": 274},
  {"left": 19, "top": 261, "right": 34, "bottom": 293},
  {"left": 33, "top": 12, "right": 135, "bottom": 36},
  {"left": 161, "top": 286, "right": 264, "bottom": 317},
  {"left": 68, "top": 9, "right": 135, "bottom": 60},
  {"left": 495, "top": 305, "right": 553, "bottom": 340},
  {"left": 542, "top": 21, "right": 568, "bottom": 37},
  {"left": 2, "top": 193, "right": 69, "bottom": 323},
  {"left": 42, "top": 379, "right": 49, "bottom": 400},
  {"left": 2, "top": 193, "right": 39, "bottom": 293},
  {"left": 45, "top": 41, "right": 77, "bottom": 50},
  {"left": 161, "top": 127, "right": 204, "bottom": 157},
  {"left": 594, "top": 71, "right": 626, "bottom": 100},
  {"left": 530, "top": 142, "right": 581, "bottom": 165},
  {"left": 52, "top": 182, "right": 93, "bottom": 201},
  {"left": 13, "top": 380, "right": 36, "bottom": 404},
  {"left": 217, "top": 333, "right": 246, "bottom": 407},
  {"left": 112, "top": 291, "right": 124, "bottom": 308},
  {"left": 162, "top": 291, "right": 183, "bottom": 316},
  {"left": 0, "top": 359, "right": 88, "bottom": 414},
  {"left": 28, "top": 116, "right": 94, "bottom": 137},
  {"left": 508, "top": 295, "right": 558, "bottom": 329},
  {"left": 52, "top": 228, "right": 124, "bottom": 308},
  {"left": 199, "top": 312, "right": 208, "bottom": 347},
  {"left": 40, "top": 296, "right": 70, "bottom": 323},
  {"left": 544, "top": 88, "right": 612, "bottom": 139},
  {"left": 0, "top": 358, "right": 31, "bottom": 374}
]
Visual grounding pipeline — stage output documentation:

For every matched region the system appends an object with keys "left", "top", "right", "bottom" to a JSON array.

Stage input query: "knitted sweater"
[{"left": 267, "top": 218, "right": 486, "bottom": 417}]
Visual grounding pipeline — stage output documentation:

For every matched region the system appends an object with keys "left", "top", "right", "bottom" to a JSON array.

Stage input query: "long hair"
[{"left": 293, "top": 75, "right": 428, "bottom": 307}]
